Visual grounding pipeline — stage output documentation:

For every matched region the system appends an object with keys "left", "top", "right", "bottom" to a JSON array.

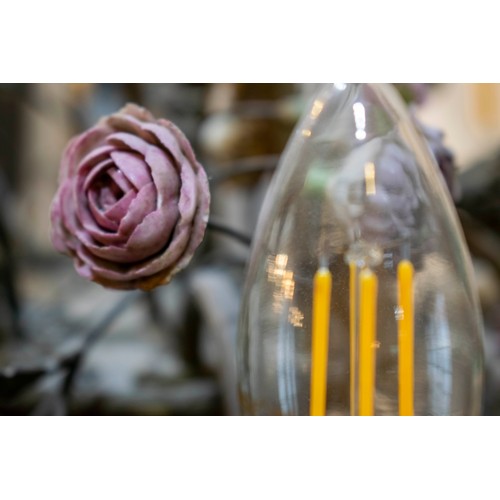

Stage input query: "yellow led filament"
[
  {"left": 310, "top": 267, "right": 332, "bottom": 416},
  {"left": 398, "top": 260, "right": 415, "bottom": 416},
  {"left": 349, "top": 261, "right": 357, "bottom": 416},
  {"left": 310, "top": 259, "right": 414, "bottom": 416},
  {"left": 358, "top": 268, "right": 378, "bottom": 416}
]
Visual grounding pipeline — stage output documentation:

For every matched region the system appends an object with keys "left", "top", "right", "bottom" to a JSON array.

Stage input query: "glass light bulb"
[{"left": 237, "top": 83, "right": 484, "bottom": 416}]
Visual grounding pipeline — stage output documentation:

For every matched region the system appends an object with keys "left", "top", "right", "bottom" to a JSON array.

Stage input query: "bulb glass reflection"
[{"left": 238, "top": 83, "right": 484, "bottom": 416}]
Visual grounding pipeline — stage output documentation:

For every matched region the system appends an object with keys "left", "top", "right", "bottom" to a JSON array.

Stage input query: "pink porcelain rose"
[{"left": 50, "top": 104, "right": 210, "bottom": 290}]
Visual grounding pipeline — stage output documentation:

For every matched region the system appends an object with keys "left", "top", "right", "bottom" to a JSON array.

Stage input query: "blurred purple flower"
[
  {"left": 416, "top": 119, "right": 461, "bottom": 202},
  {"left": 50, "top": 104, "right": 210, "bottom": 290},
  {"left": 328, "top": 118, "right": 459, "bottom": 249}
]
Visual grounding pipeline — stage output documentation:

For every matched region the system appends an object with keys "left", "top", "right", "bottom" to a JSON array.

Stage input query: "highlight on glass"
[{"left": 237, "top": 83, "right": 484, "bottom": 416}]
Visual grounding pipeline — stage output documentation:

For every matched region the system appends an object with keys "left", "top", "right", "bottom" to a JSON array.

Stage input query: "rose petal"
[
  {"left": 59, "top": 125, "right": 111, "bottom": 182},
  {"left": 83, "top": 158, "right": 115, "bottom": 192},
  {"left": 106, "top": 113, "right": 159, "bottom": 146},
  {"left": 159, "top": 118, "right": 200, "bottom": 168},
  {"left": 59, "top": 180, "right": 79, "bottom": 243},
  {"left": 110, "top": 150, "right": 152, "bottom": 190},
  {"left": 81, "top": 200, "right": 179, "bottom": 264},
  {"left": 125, "top": 198, "right": 179, "bottom": 256},
  {"left": 107, "top": 132, "right": 182, "bottom": 211},
  {"left": 144, "top": 145, "right": 180, "bottom": 208},
  {"left": 176, "top": 157, "right": 197, "bottom": 223},
  {"left": 106, "top": 132, "right": 149, "bottom": 156},
  {"left": 104, "top": 189, "right": 137, "bottom": 223},
  {"left": 140, "top": 122, "right": 184, "bottom": 164},
  {"left": 74, "top": 221, "right": 191, "bottom": 282},
  {"left": 117, "top": 182, "right": 158, "bottom": 236},
  {"left": 78, "top": 219, "right": 125, "bottom": 246},
  {"left": 169, "top": 165, "right": 211, "bottom": 274},
  {"left": 78, "top": 144, "right": 116, "bottom": 174},
  {"left": 80, "top": 182, "right": 156, "bottom": 247},
  {"left": 76, "top": 159, "right": 121, "bottom": 236},
  {"left": 108, "top": 167, "right": 134, "bottom": 194},
  {"left": 51, "top": 126, "right": 112, "bottom": 254},
  {"left": 50, "top": 186, "right": 75, "bottom": 254},
  {"left": 87, "top": 188, "right": 120, "bottom": 231},
  {"left": 109, "top": 104, "right": 156, "bottom": 123}
]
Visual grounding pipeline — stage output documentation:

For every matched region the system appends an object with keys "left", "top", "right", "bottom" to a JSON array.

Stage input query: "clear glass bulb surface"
[{"left": 237, "top": 83, "right": 484, "bottom": 416}]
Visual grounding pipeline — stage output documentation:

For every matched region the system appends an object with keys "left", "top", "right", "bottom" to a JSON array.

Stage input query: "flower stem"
[
  {"left": 0, "top": 205, "right": 23, "bottom": 341},
  {"left": 206, "top": 220, "right": 252, "bottom": 247},
  {"left": 62, "top": 290, "right": 141, "bottom": 403}
]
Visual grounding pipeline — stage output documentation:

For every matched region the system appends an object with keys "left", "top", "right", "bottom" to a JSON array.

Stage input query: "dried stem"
[
  {"left": 206, "top": 219, "right": 252, "bottom": 247},
  {"left": 62, "top": 291, "right": 142, "bottom": 402}
]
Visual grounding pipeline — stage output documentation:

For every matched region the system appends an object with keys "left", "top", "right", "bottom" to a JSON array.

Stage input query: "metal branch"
[
  {"left": 62, "top": 290, "right": 142, "bottom": 402},
  {"left": 206, "top": 220, "right": 253, "bottom": 247},
  {"left": 0, "top": 191, "right": 23, "bottom": 340}
]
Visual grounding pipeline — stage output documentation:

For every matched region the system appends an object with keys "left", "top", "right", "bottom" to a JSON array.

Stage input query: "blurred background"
[{"left": 0, "top": 83, "right": 499, "bottom": 415}]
